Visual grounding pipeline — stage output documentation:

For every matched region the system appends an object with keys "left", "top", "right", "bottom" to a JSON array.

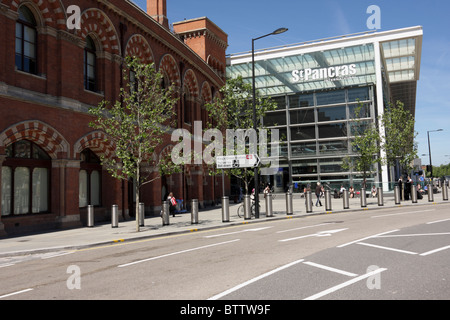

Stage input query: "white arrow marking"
[
  {"left": 205, "top": 226, "right": 273, "bottom": 238},
  {"left": 279, "top": 228, "right": 348, "bottom": 242}
]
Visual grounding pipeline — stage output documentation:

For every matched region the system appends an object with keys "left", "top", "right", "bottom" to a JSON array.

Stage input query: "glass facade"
[
  {"left": 227, "top": 43, "right": 378, "bottom": 190},
  {"left": 227, "top": 27, "right": 422, "bottom": 192}
]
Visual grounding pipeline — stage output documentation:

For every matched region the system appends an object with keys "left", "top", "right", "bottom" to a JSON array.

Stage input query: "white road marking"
[
  {"left": 0, "top": 288, "right": 33, "bottom": 299},
  {"left": 303, "top": 261, "right": 358, "bottom": 277},
  {"left": 117, "top": 239, "right": 240, "bottom": 268},
  {"left": 204, "top": 227, "right": 273, "bottom": 238},
  {"left": 427, "top": 218, "right": 450, "bottom": 225},
  {"left": 377, "top": 232, "right": 450, "bottom": 238},
  {"left": 41, "top": 251, "right": 74, "bottom": 260},
  {"left": 357, "top": 242, "right": 418, "bottom": 255},
  {"left": 371, "top": 209, "right": 434, "bottom": 219},
  {"left": 337, "top": 229, "right": 399, "bottom": 248},
  {"left": 303, "top": 268, "right": 387, "bottom": 300},
  {"left": 420, "top": 245, "right": 450, "bottom": 256},
  {"left": 279, "top": 228, "right": 348, "bottom": 242},
  {"left": 208, "top": 259, "right": 305, "bottom": 300},
  {"left": 276, "top": 223, "right": 335, "bottom": 234}
]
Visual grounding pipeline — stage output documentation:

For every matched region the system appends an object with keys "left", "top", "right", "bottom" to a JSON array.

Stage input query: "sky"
[{"left": 133, "top": 0, "right": 450, "bottom": 166}]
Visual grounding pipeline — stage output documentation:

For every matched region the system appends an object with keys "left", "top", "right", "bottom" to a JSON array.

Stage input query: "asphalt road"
[{"left": 1, "top": 202, "right": 449, "bottom": 302}]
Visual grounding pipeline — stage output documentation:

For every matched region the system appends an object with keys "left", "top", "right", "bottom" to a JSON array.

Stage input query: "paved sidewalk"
[{"left": 0, "top": 193, "right": 446, "bottom": 257}]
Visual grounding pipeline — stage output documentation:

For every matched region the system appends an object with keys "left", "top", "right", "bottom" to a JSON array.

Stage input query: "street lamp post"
[
  {"left": 427, "top": 129, "right": 443, "bottom": 180},
  {"left": 252, "top": 27, "right": 288, "bottom": 219}
]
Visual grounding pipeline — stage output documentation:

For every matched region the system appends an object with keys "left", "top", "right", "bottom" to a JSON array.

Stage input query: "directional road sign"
[{"left": 216, "top": 154, "right": 260, "bottom": 169}]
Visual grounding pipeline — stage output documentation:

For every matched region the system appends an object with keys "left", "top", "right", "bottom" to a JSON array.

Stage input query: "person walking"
[
  {"left": 315, "top": 182, "right": 323, "bottom": 207},
  {"left": 167, "top": 192, "right": 177, "bottom": 217}
]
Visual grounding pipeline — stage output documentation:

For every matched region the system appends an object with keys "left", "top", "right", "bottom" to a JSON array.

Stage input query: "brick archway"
[
  {"left": 7, "top": 0, "right": 66, "bottom": 29},
  {"left": 183, "top": 69, "right": 199, "bottom": 99},
  {"left": 125, "top": 34, "right": 154, "bottom": 65},
  {"left": 74, "top": 131, "right": 115, "bottom": 160},
  {"left": 0, "top": 120, "right": 69, "bottom": 159},
  {"left": 78, "top": 8, "right": 120, "bottom": 55},
  {"left": 159, "top": 54, "right": 180, "bottom": 87},
  {"left": 201, "top": 81, "right": 213, "bottom": 103}
]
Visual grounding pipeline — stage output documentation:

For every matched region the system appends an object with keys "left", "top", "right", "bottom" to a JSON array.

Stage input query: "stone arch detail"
[
  {"left": 8, "top": 0, "right": 66, "bottom": 29},
  {"left": 125, "top": 34, "right": 154, "bottom": 65},
  {"left": 78, "top": 8, "right": 120, "bottom": 55},
  {"left": 200, "top": 81, "right": 213, "bottom": 103},
  {"left": 159, "top": 54, "right": 180, "bottom": 87},
  {"left": 74, "top": 131, "right": 115, "bottom": 160},
  {"left": 182, "top": 69, "right": 199, "bottom": 99},
  {"left": 0, "top": 120, "right": 69, "bottom": 159}
]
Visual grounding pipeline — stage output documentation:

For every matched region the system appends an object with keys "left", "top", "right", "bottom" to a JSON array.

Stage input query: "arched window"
[
  {"left": 84, "top": 36, "right": 97, "bottom": 91},
  {"left": 79, "top": 149, "right": 102, "bottom": 207},
  {"left": 183, "top": 90, "right": 192, "bottom": 124},
  {"left": 1, "top": 140, "right": 51, "bottom": 216},
  {"left": 15, "top": 6, "right": 37, "bottom": 74}
]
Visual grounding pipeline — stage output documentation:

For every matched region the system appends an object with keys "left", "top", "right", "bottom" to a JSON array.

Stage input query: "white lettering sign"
[{"left": 291, "top": 64, "right": 357, "bottom": 83}]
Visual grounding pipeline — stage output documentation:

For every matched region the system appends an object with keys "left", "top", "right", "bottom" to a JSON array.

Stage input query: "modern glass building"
[{"left": 227, "top": 26, "right": 423, "bottom": 191}]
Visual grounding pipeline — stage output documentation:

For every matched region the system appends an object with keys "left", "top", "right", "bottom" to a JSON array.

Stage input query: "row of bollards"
[
  {"left": 395, "top": 184, "right": 449, "bottom": 204},
  {"left": 86, "top": 183, "right": 449, "bottom": 228}
]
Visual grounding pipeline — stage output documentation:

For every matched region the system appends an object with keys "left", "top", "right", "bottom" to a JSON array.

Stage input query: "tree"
[
  {"left": 343, "top": 102, "right": 381, "bottom": 189},
  {"left": 89, "top": 56, "right": 180, "bottom": 232},
  {"left": 380, "top": 100, "right": 418, "bottom": 176},
  {"left": 205, "top": 76, "right": 277, "bottom": 194}
]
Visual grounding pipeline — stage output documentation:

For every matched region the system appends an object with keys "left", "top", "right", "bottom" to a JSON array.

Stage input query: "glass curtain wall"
[{"left": 227, "top": 43, "right": 378, "bottom": 189}]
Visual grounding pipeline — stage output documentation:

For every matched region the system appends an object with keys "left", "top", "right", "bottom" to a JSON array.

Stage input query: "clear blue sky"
[{"left": 134, "top": 0, "right": 450, "bottom": 166}]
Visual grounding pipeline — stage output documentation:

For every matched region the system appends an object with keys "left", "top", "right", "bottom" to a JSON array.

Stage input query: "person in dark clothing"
[
  {"left": 404, "top": 176, "right": 412, "bottom": 201},
  {"left": 315, "top": 182, "right": 322, "bottom": 207}
]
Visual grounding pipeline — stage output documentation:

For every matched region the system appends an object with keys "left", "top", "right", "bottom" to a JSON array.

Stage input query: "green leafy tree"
[
  {"left": 343, "top": 102, "right": 381, "bottom": 189},
  {"left": 205, "top": 76, "right": 277, "bottom": 194},
  {"left": 89, "top": 56, "right": 180, "bottom": 232},
  {"left": 380, "top": 100, "right": 418, "bottom": 175}
]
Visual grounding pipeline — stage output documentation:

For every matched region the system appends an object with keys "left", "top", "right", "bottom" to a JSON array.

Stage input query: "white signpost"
[{"left": 216, "top": 154, "right": 260, "bottom": 169}]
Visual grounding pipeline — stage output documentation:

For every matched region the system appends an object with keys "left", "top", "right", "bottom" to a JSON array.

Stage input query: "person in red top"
[{"left": 167, "top": 192, "right": 177, "bottom": 217}]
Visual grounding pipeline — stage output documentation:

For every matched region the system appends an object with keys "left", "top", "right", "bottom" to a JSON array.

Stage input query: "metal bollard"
[
  {"left": 87, "top": 205, "right": 94, "bottom": 227},
  {"left": 265, "top": 193, "right": 274, "bottom": 217},
  {"left": 139, "top": 202, "right": 145, "bottom": 227},
  {"left": 394, "top": 185, "right": 401, "bottom": 205},
  {"left": 343, "top": 190, "right": 349, "bottom": 209},
  {"left": 191, "top": 199, "right": 199, "bottom": 224},
  {"left": 427, "top": 185, "right": 434, "bottom": 202},
  {"left": 411, "top": 185, "right": 417, "bottom": 203},
  {"left": 244, "top": 195, "right": 251, "bottom": 220},
  {"left": 111, "top": 204, "right": 119, "bottom": 228},
  {"left": 324, "top": 190, "right": 332, "bottom": 211},
  {"left": 162, "top": 200, "right": 170, "bottom": 225},
  {"left": 360, "top": 188, "right": 367, "bottom": 208},
  {"left": 443, "top": 184, "right": 449, "bottom": 201},
  {"left": 286, "top": 192, "right": 293, "bottom": 215},
  {"left": 305, "top": 191, "right": 313, "bottom": 213},
  {"left": 222, "top": 196, "right": 230, "bottom": 222},
  {"left": 377, "top": 187, "right": 384, "bottom": 206}
]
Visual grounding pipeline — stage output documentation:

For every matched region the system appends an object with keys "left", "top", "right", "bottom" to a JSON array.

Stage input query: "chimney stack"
[{"left": 147, "top": 0, "right": 169, "bottom": 29}]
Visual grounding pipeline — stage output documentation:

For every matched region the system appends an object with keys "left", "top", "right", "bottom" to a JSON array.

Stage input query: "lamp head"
[{"left": 272, "top": 27, "right": 288, "bottom": 35}]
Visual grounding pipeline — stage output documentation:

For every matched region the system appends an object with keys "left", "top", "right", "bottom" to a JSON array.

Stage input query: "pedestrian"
[
  {"left": 315, "top": 182, "right": 322, "bottom": 207},
  {"left": 371, "top": 185, "right": 377, "bottom": 198},
  {"left": 167, "top": 192, "right": 177, "bottom": 217},
  {"left": 349, "top": 186, "right": 355, "bottom": 198},
  {"left": 404, "top": 176, "right": 412, "bottom": 200},
  {"left": 264, "top": 184, "right": 271, "bottom": 198},
  {"left": 398, "top": 176, "right": 403, "bottom": 201}
]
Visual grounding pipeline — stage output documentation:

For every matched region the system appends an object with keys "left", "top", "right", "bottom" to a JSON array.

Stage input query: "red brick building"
[{"left": 0, "top": 0, "right": 228, "bottom": 236}]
